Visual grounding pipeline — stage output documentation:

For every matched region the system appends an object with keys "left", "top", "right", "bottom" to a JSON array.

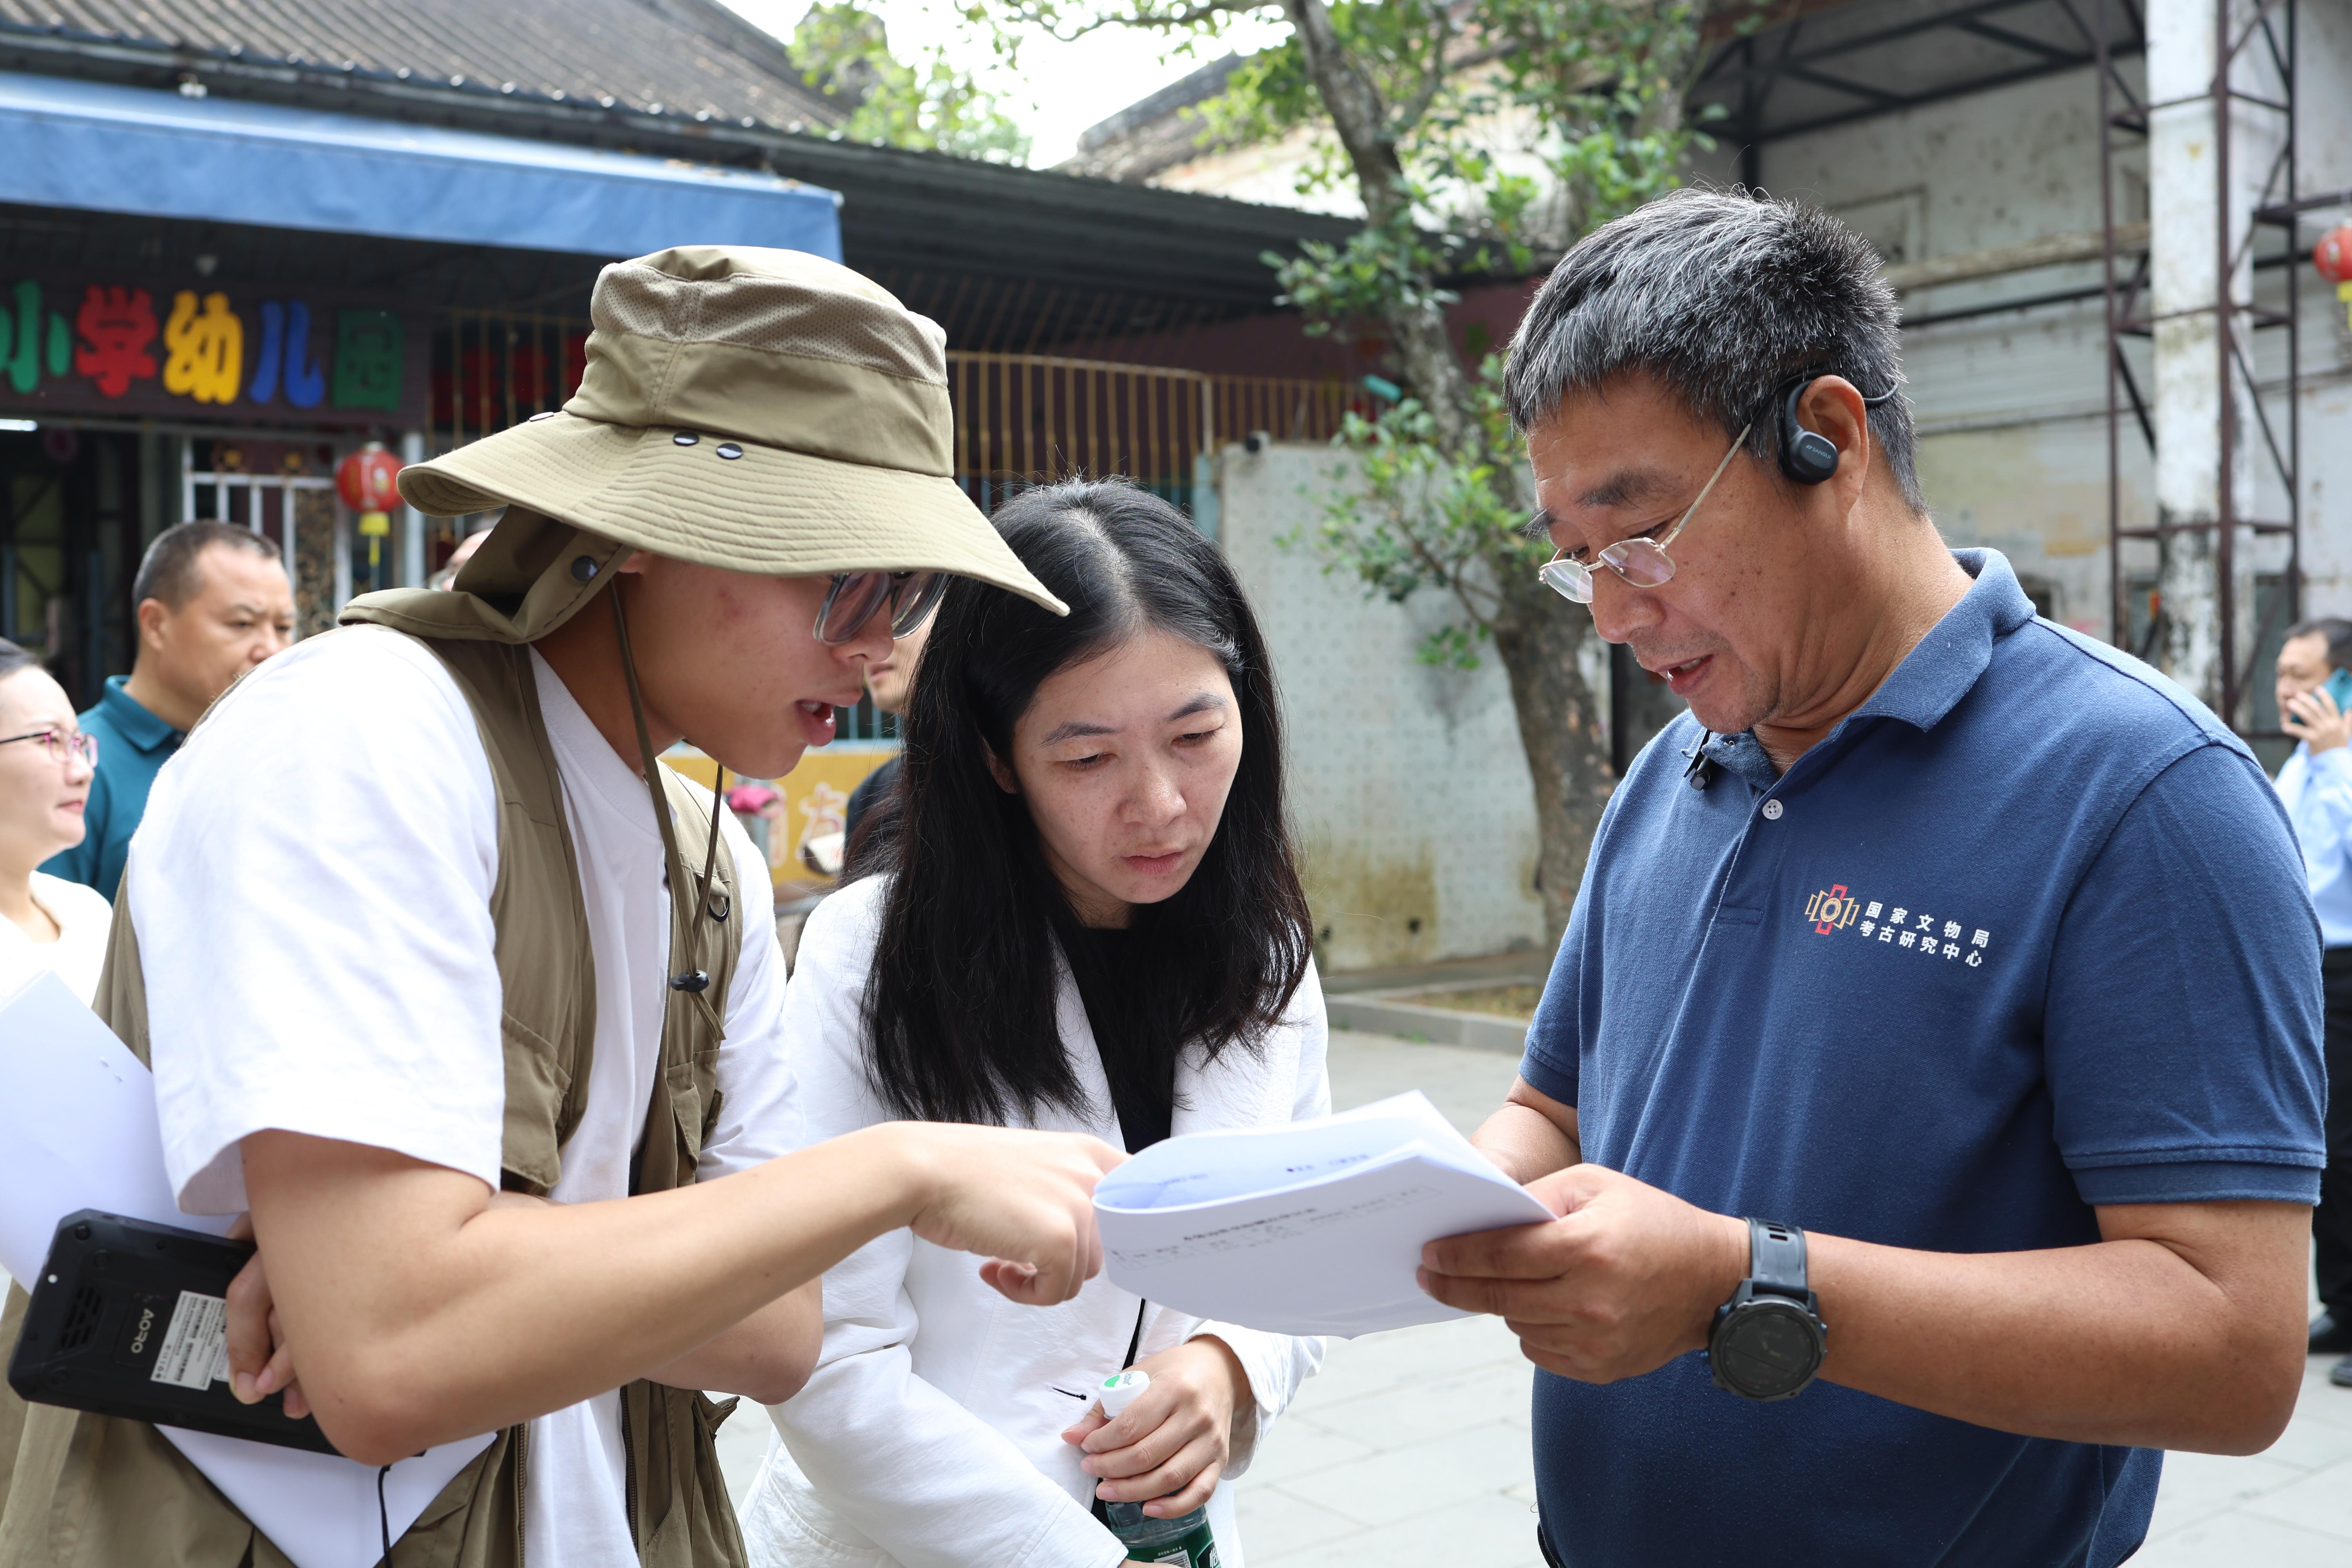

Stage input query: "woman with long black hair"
[{"left": 742, "top": 479, "right": 1328, "bottom": 1568}]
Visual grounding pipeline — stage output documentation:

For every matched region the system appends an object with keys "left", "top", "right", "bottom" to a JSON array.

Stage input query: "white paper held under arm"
[
  {"left": 0, "top": 968, "right": 493, "bottom": 1568},
  {"left": 1093, "top": 1091, "right": 1554, "bottom": 1338}
]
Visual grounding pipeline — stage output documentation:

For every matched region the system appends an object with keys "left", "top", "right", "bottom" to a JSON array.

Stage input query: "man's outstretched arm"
[
  {"left": 444, "top": 1191, "right": 827, "bottom": 1408},
  {"left": 642, "top": 1283, "right": 822, "bottom": 1407},
  {"left": 236, "top": 1122, "right": 1118, "bottom": 1465}
]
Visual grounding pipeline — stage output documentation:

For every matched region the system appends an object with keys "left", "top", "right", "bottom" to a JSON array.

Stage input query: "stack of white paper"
[
  {"left": 0, "top": 968, "right": 493, "bottom": 1568},
  {"left": 1094, "top": 1092, "right": 1554, "bottom": 1338}
]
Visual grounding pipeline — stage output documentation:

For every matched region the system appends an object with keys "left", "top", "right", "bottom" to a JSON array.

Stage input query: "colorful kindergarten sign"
[{"left": 0, "top": 276, "right": 426, "bottom": 428}]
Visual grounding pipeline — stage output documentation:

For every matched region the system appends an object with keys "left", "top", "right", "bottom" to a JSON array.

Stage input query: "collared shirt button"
[{"left": 1761, "top": 799, "right": 1784, "bottom": 821}]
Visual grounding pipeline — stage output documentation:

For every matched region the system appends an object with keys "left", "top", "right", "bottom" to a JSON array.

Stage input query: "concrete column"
[
  {"left": 399, "top": 430, "right": 426, "bottom": 587},
  {"left": 332, "top": 498, "right": 352, "bottom": 612},
  {"left": 2146, "top": 0, "right": 2288, "bottom": 712}
]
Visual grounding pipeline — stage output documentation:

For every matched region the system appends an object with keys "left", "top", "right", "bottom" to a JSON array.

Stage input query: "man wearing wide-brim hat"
[{"left": 0, "top": 248, "right": 1123, "bottom": 1568}]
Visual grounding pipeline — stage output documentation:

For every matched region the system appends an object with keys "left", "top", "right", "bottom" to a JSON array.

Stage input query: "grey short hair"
[{"left": 1503, "top": 187, "right": 1925, "bottom": 513}]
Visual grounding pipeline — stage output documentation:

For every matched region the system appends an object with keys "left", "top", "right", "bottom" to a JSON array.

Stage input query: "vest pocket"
[
  {"left": 500, "top": 1017, "right": 577, "bottom": 1193},
  {"left": 664, "top": 1047, "right": 724, "bottom": 1174}
]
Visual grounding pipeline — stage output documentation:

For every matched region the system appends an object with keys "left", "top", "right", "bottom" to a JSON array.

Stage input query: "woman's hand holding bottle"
[{"left": 1062, "top": 1336, "right": 1252, "bottom": 1517}]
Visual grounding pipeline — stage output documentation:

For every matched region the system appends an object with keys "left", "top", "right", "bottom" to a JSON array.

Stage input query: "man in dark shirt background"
[
  {"left": 1421, "top": 188, "right": 2323, "bottom": 1568},
  {"left": 44, "top": 521, "right": 292, "bottom": 896}
]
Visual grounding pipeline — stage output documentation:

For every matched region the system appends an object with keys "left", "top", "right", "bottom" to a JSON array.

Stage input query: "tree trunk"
[
  {"left": 1280, "top": 0, "right": 1481, "bottom": 457},
  {"left": 1492, "top": 586, "right": 1613, "bottom": 940},
  {"left": 1283, "top": 0, "right": 1616, "bottom": 941}
]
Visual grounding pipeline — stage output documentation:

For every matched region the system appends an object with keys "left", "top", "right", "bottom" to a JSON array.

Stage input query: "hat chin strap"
[{"left": 608, "top": 582, "right": 728, "bottom": 1037}]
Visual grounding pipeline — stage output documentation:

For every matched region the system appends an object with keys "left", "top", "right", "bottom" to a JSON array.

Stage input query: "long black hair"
[{"left": 862, "top": 478, "right": 1312, "bottom": 1129}]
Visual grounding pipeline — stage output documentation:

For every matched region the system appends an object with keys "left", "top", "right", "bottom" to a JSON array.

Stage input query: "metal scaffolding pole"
[{"left": 2105, "top": 0, "right": 2300, "bottom": 735}]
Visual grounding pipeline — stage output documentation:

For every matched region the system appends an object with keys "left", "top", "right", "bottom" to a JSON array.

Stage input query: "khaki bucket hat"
[{"left": 396, "top": 245, "right": 1064, "bottom": 615}]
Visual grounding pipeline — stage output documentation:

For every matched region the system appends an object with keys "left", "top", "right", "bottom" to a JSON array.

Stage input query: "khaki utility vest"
[{"left": 0, "top": 573, "right": 751, "bottom": 1568}]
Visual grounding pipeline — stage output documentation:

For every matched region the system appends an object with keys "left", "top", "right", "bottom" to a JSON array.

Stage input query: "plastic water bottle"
[{"left": 1093, "top": 1370, "right": 1221, "bottom": 1568}]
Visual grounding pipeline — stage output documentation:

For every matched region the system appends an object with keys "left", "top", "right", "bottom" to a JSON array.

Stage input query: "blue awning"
[{"left": 0, "top": 71, "right": 842, "bottom": 261}]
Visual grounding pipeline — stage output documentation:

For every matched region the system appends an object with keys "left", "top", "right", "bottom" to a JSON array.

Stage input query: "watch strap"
[{"left": 1746, "top": 1217, "right": 1808, "bottom": 1299}]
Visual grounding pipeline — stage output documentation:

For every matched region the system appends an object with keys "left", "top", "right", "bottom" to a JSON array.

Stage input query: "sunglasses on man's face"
[{"left": 814, "top": 570, "right": 948, "bottom": 647}]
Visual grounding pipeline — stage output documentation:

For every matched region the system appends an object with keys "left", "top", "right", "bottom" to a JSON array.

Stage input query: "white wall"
[
  {"left": 1699, "top": 50, "right": 2352, "bottom": 653},
  {"left": 1703, "top": 66, "right": 2133, "bottom": 635},
  {"left": 1214, "top": 440, "right": 1548, "bottom": 974}
]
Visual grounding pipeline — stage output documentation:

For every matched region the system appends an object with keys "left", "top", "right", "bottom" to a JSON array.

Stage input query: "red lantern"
[
  {"left": 2319, "top": 226, "right": 2352, "bottom": 334},
  {"left": 336, "top": 441, "right": 404, "bottom": 581},
  {"left": 2315, "top": 225, "right": 2352, "bottom": 283},
  {"left": 336, "top": 441, "right": 402, "bottom": 514}
]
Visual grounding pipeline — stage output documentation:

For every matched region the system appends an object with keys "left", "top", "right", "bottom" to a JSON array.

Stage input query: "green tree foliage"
[
  {"left": 976, "top": 0, "right": 1719, "bottom": 933},
  {"left": 795, "top": 4, "right": 1033, "bottom": 162}
]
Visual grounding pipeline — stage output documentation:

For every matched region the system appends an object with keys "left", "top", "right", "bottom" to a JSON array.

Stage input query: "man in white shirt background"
[{"left": 2275, "top": 616, "right": 2352, "bottom": 1388}]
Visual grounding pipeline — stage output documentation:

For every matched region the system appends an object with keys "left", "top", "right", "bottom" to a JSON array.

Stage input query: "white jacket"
[{"left": 742, "top": 873, "right": 1330, "bottom": 1568}]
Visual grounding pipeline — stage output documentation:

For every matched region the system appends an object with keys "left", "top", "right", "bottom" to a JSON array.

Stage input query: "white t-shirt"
[
  {"left": 128, "top": 626, "right": 799, "bottom": 1568},
  {"left": 0, "top": 871, "right": 112, "bottom": 1005}
]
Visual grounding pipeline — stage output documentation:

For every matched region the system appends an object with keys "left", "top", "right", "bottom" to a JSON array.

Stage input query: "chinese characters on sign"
[
  {"left": 1809, "top": 886, "right": 1993, "bottom": 969},
  {"left": 1, "top": 281, "right": 71, "bottom": 395},
  {"left": 0, "top": 277, "right": 416, "bottom": 424},
  {"left": 72, "top": 287, "right": 158, "bottom": 396},
  {"left": 164, "top": 291, "right": 242, "bottom": 405}
]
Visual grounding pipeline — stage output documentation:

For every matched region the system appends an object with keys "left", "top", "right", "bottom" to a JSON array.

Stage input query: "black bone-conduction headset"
[{"left": 1773, "top": 373, "right": 1900, "bottom": 485}]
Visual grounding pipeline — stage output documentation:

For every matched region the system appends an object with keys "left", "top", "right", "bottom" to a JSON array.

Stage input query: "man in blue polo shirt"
[
  {"left": 43, "top": 521, "right": 292, "bottom": 897},
  {"left": 1419, "top": 188, "right": 2324, "bottom": 1567}
]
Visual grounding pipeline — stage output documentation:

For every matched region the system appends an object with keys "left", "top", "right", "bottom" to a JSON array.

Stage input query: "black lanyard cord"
[
  {"left": 1121, "top": 1297, "right": 1146, "bottom": 1374},
  {"left": 1092, "top": 1298, "right": 1151, "bottom": 1529},
  {"left": 377, "top": 1463, "right": 394, "bottom": 1564}
]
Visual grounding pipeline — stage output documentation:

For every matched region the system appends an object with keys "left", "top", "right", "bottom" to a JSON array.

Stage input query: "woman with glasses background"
[{"left": 0, "top": 639, "right": 109, "bottom": 1004}]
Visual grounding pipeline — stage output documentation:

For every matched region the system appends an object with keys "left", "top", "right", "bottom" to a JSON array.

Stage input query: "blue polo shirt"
[
  {"left": 1520, "top": 550, "right": 2324, "bottom": 1568},
  {"left": 42, "top": 676, "right": 184, "bottom": 899}
]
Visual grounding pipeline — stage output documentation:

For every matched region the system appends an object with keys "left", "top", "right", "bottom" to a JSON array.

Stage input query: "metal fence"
[
  {"left": 941, "top": 352, "right": 1363, "bottom": 508},
  {"left": 432, "top": 312, "right": 589, "bottom": 452},
  {"left": 428, "top": 315, "right": 1365, "bottom": 502}
]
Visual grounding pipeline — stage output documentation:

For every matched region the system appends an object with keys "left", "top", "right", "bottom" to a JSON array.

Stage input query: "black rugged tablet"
[{"left": 7, "top": 1209, "right": 339, "bottom": 1454}]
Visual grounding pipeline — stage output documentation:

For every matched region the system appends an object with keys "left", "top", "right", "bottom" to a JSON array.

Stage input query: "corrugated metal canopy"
[
  {"left": 751, "top": 136, "right": 1367, "bottom": 350},
  {"left": 1692, "top": 0, "right": 2145, "bottom": 147}
]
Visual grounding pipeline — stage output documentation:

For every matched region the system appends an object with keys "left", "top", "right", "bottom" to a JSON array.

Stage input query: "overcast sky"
[{"left": 720, "top": 2, "right": 1287, "bottom": 167}]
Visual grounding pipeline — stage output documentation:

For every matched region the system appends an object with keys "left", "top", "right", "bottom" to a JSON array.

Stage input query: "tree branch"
[
  {"left": 1387, "top": 499, "right": 1503, "bottom": 632},
  {"left": 1387, "top": 1, "right": 1456, "bottom": 143},
  {"left": 1281, "top": 0, "right": 1408, "bottom": 222},
  {"left": 998, "top": 0, "right": 1258, "bottom": 46}
]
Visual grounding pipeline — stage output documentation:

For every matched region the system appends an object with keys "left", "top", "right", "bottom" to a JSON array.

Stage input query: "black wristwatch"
[{"left": 1707, "top": 1218, "right": 1827, "bottom": 1400}]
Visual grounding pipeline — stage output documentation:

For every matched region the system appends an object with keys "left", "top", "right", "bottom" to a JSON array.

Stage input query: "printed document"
[
  {"left": 0, "top": 968, "right": 492, "bottom": 1568},
  {"left": 1094, "top": 1091, "right": 1555, "bottom": 1337}
]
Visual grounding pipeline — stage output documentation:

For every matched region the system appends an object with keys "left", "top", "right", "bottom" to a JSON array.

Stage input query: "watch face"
[{"left": 1715, "top": 1299, "right": 1823, "bottom": 1399}]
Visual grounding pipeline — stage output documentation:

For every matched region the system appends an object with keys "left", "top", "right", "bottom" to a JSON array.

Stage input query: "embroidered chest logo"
[{"left": 1804, "top": 885, "right": 1991, "bottom": 968}]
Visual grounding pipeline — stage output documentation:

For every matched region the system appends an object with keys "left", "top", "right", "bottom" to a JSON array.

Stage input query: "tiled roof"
[
  {"left": 1062, "top": 53, "right": 1241, "bottom": 183},
  {"left": 0, "top": 0, "right": 841, "bottom": 131}
]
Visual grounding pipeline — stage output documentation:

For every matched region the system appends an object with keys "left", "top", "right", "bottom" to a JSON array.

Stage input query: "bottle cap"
[{"left": 1095, "top": 1368, "right": 1150, "bottom": 1419}]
